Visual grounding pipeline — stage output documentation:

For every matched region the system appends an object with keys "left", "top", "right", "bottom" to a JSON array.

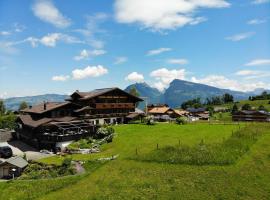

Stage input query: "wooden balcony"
[{"left": 95, "top": 103, "right": 134, "bottom": 109}]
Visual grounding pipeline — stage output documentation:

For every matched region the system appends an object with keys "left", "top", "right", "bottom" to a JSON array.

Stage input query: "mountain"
[
  {"left": 125, "top": 80, "right": 254, "bottom": 108},
  {"left": 3, "top": 94, "right": 68, "bottom": 111},
  {"left": 124, "top": 82, "right": 163, "bottom": 108},
  {"left": 164, "top": 79, "right": 251, "bottom": 107}
]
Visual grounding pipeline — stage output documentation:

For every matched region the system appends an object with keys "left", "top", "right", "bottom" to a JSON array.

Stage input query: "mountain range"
[{"left": 2, "top": 79, "right": 266, "bottom": 110}]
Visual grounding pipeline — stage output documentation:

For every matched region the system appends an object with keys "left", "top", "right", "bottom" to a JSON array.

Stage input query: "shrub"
[
  {"left": 96, "top": 126, "right": 115, "bottom": 138},
  {"left": 144, "top": 116, "right": 155, "bottom": 125},
  {"left": 176, "top": 117, "right": 187, "bottom": 125}
]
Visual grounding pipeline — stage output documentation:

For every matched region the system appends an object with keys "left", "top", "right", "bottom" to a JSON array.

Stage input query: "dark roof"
[
  {"left": 18, "top": 114, "right": 77, "bottom": 128},
  {"left": 126, "top": 113, "right": 145, "bottom": 119},
  {"left": 186, "top": 108, "right": 206, "bottom": 113},
  {"left": 0, "top": 156, "right": 28, "bottom": 168},
  {"left": 21, "top": 102, "right": 70, "bottom": 114},
  {"left": 236, "top": 110, "right": 270, "bottom": 116},
  {"left": 70, "top": 87, "right": 143, "bottom": 101}
]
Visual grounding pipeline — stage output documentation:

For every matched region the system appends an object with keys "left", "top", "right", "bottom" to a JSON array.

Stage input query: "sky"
[{"left": 0, "top": 0, "right": 270, "bottom": 98}]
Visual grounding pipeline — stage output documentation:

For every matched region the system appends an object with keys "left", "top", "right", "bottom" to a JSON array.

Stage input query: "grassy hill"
[
  {"left": 1, "top": 123, "right": 270, "bottom": 200},
  {"left": 214, "top": 99, "right": 270, "bottom": 111}
]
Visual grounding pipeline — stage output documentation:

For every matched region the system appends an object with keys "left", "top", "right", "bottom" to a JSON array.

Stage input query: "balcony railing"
[{"left": 95, "top": 103, "right": 134, "bottom": 109}]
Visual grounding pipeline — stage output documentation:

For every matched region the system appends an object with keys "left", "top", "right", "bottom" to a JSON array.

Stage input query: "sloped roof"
[
  {"left": 174, "top": 110, "right": 189, "bottom": 116},
  {"left": 18, "top": 115, "right": 77, "bottom": 128},
  {"left": 148, "top": 107, "right": 170, "bottom": 114},
  {"left": 186, "top": 108, "right": 206, "bottom": 113},
  {"left": 236, "top": 110, "right": 270, "bottom": 116},
  {"left": 70, "top": 87, "right": 143, "bottom": 101},
  {"left": 0, "top": 156, "right": 28, "bottom": 168},
  {"left": 22, "top": 102, "right": 70, "bottom": 114}
]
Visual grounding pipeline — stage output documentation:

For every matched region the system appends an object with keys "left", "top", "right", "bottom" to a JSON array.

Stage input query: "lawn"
[{"left": 1, "top": 123, "right": 270, "bottom": 200}]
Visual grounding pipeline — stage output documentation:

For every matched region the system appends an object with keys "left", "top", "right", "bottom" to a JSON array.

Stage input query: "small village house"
[
  {"left": 232, "top": 110, "right": 270, "bottom": 122},
  {"left": 0, "top": 156, "right": 28, "bottom": 179}
]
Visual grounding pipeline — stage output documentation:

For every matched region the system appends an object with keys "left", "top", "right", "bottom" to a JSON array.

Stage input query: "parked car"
[{"left": 0, "top": 146, "right": 13, "bottom": 158}]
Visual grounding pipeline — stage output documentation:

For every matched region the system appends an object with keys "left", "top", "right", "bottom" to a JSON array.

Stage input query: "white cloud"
[
  {"left": 114, "top": 0, "right": 230, "bottom": 31},
  {"left": 125, "top": 72, "right": 144, "bottom": 83},
  {"left": 235, "top": 70, "right": 270, "bottom": 79},
  {"left": 252, "top": 0, "right": 270, "bottom": 4},
  {"left": 226, "top": 32, "right": 255, "bottom": 41},
  {"left": 74, "top": 49, "right": 106, "bottom": 60},
  {"left": 52, "top": 75, "right": 70, "bottom": 81},
  {"left": 0, "top": 31, "right": 11, "bottom": 36},
  {"left": 114, "top": 57, "right": 128, "bottom": 64},
  {"left": 32, "top": 0, "right": 71, "bottom": 28},
  {"left": 72, "top": 65, "right": 108, "bottom": 80},
  {"left": 191, "top": 75, "right": 270, "bottom": 92},
  {"left": 247, "top": 18, "right": 267, "bottom": 25},
  {"left": 150, "top": 68, "right": 186, "bottom": 91},
  {"left": 15, "top": 33, "right": 83, "bottom": 47},
  {"left": 168, "top": 58, "right": 188, "bottom": 65},
  {"left": 245, "top": 59, "right": 270, "bottom": 66},
  {"left": 147, "top": 47, "right": 172, "bottom": 56}
]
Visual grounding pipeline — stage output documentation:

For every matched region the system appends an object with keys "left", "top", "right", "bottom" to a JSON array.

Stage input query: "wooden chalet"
[
  {"left": 16, "top": 88, "right": 143, "bottom": 150},
  {"left": 232, "top": 110, "right": 270, "bottom": 122},
  {"left": 148, "top": 105, "right": 180, "bottom": 120}
]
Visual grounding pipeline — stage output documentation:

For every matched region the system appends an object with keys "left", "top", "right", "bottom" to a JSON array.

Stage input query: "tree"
[
  {"left": 129, "top": 87, "right": 140, "bottom": 97},
  {"left": 258, "top": 105, "right": 268, "bottom": 112},
  {"left": 231, "top": 103, "right": 238, "bottom": 114},
  {"left": 19, "top": 101, "right": 28, "bottom": 111},
  {"left": 242, "top": 103, "right": 252, "bottom": 111},
  {"left": 223, "top": 93, "right": 234, "bottom": 103},
  {"left": 0, "top": 100, "right": 6, "bottom": 115}
]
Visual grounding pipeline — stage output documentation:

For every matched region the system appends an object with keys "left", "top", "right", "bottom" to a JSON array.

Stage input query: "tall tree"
[
  {"left": 19, "top": 101, "right": 28, "bottom": 111},
  {"left": 231, "top": 103, "right": 238, "bottom": 114},
  {"left": 242, "top": 103, "right": 252, "bottom": 111},
  {"left": 0, "top": 100, "right": 6, "bottom": 115},
  {"left": 223, "top": 93, "right": 234, "bottom": 103}
]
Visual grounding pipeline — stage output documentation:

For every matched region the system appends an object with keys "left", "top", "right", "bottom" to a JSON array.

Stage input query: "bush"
[
  {"left": 176, "top": 117, "right": 187, "bottom": 125},
  {"left": 96, "top": 126, "right": 115, "bottom": 138},
  {"left": 144, "top": 116, "right": 155, "bottom": 125},
  {"left": 0, "top": 114, "right": 17, "bottom": 129}
]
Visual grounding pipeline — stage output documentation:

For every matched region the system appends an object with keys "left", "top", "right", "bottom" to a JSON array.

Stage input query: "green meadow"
[{"left": 1, "top": 123, "right": 270, "bottom": 200}]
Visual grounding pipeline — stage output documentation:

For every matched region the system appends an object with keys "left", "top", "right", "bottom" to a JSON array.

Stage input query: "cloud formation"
[
  {"left": 32, "top": 0, "right": 71, "bottom": 28},
  {"left": 226, "top": 32, "right": 255, "bottom": 41},
  {"left": 52, "top": 75, "right": 70, "bottom": 81},
  {"left": 74, "top": 49, "right": 106, "bottom": 60},
  {"left": 150, "top": 68, "right": 186, "bottom": 91},
  {"left": 168, "top": 58, "right": 188, "bottom": 65},
  {"left": 147, "top": 47, "right": 172, "bottom": 56},
  {"left": 114, "top": 0, "right": 230, "bottom": 31},
  {"left": 247, "top": 18, "right": 267, "bottom": 25},
  {"left": 252, "top": 0, "right": 270, "bottom": 4},
  {"left": 245, "top": 59, "right": 270, "bottom": 66},
  {"left": 72, "top": 65, "right": 108, "bottom": 80},
  {"left": 125, "top": 72, "right": 144, "bottom": 83},
  {"left": 114, "top": 57, "right": 128, "bottom": 65}
]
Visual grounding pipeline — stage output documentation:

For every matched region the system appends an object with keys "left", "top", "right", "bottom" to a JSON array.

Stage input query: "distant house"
[
  {"left": 186, "top": 108, "right": 209, "bottom": 121},
  {"left": 125, "top": 108, "right": 146, "bottom": 122},
  {"left": 232, "top": 110, "right": 270, "bottom": 122},
  {"left": 0, "top": 156, "right": 28, "bottom": 179},
  {"left": 148, "top": 105, "right": 180, "bottom": 120}
]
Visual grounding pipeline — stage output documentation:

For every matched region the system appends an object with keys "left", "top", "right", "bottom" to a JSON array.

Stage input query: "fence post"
[
  {"left": 156, "top": 143, "right": 159, "bottom": 150},
  {"left": 136, "top": 148, "right": 138, "bottom": 155}
]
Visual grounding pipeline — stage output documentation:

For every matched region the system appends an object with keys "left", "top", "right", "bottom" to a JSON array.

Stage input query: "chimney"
[
  {"left": 29, "top": 105, "right": 32, "bottom": 109},
  {"left": 43, "top": 101, "right": 47, "bottom": 110}
]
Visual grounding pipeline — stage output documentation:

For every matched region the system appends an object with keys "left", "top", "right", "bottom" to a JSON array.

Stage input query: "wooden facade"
[
  {"left": 232, "top": 110, "right": 270, "bottom": 122},
  {"left": 16, "top": 88, "right": 142, "bottom": 150}
]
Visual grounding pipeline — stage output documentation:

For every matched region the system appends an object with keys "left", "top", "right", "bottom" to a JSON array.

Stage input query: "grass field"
[
  {"left": 1, "top": 123, "right": 270, "bottom": 200},
  {"left": 216, "top": 99, "right": 270, "bottom": 111}
]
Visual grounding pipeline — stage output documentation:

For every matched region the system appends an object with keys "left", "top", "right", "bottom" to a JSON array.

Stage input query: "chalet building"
[
  {"left": 148, "top": 105, "right": 180, "bottom": 121},
  {"left": 186, "top": 108, "right": 210, "bottom": 121},
  {"left": 16, "top": 88, "right": 142, "bottom": 150},
  {"left": 232, "top": 110, "right": 270, "bottom": 122}
]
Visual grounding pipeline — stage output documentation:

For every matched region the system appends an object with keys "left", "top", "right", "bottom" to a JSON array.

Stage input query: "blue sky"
[{"left": 0, "top": 0, "right": 270, "bottom": 98}]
